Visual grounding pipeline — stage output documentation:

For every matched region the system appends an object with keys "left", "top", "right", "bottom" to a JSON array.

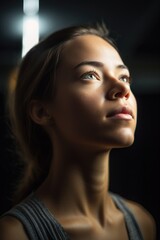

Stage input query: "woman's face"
[{"left": 49, "top": 34, "right": 137, "bottom": 151}]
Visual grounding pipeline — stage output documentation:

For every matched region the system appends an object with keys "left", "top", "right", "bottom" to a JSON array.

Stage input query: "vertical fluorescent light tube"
[
  {"left": 22, "top": 15, "right": 39, "bottom": 57},
  {"left": 22, "top": 0, "right": 39, "bottom": 57},
  {"left": 23, "top": 0, "right": 39, "bottom": 15}
]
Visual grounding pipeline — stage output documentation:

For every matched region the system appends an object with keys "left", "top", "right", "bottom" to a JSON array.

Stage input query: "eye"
[
  {"left": 80, "top": 71, "right": 100, "bottom": 81},
  {"left": 119, "top": 75, "right": 132, "bottom": 84}
]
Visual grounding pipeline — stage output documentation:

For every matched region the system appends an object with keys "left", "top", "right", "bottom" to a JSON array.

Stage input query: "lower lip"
[{"left": 108, "top": 113, "right": 133, "bottom": 120}]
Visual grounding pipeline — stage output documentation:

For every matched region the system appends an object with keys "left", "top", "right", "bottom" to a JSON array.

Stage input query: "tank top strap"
[
  {"left": 110, "top": 192, "right": 144, "bottom": 240},
  {"left": 2, "top": 193, "right": 70, "bottom": 240}
]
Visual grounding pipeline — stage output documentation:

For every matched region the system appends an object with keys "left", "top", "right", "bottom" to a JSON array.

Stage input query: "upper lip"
[{"left": 107, "top": 106, "right": 134, "bottom": 118}]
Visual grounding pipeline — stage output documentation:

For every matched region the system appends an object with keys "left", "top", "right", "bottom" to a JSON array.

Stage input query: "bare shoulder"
[
  {"left": 124, "top": 198, "right": 156, "bottom": 240},
  {"left": 0, "top": 215, "right": 29, "bottom": 240}
]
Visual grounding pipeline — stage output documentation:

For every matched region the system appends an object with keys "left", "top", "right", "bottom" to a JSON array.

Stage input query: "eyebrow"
[
  {"left": 116, "top": 64, "right": 129, "bottom": 71},
  {"left": 73, "top": 61, "right": 129, "bottom": 71},
  {"left": 73, "top": 61, "right": 104, "bottom": 69}
]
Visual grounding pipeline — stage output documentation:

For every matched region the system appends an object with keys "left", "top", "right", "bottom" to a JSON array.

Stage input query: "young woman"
[{"left": 0, "top": 22, "right": 156, "bottom": 240}]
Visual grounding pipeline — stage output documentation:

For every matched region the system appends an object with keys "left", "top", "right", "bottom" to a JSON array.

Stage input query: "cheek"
[
  {"left": 52, "top": 88, "right": 104, "bottom": 139},
  {"left": 63, "top": 91, "right": 103, "bottom": 125}
]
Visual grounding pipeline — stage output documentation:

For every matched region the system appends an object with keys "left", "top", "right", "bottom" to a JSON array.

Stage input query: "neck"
[{"left": 38, "top": 144, "right": 111, "bottom": 222}]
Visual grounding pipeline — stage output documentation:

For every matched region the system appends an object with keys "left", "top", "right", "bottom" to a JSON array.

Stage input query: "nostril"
[
  {"left": 114, "top": 91, "right": 130, "bottom": 100},
  {"left": 108, "top": 85, "right": 131, "bottom": 100},
  {"left": 124, "top": 92, "right": 130, "bottom": 99},
  {"left": 114, "top": 92, "right": 124, "bottom": 98}
]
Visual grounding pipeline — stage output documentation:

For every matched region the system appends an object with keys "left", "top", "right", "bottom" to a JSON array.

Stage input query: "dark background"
[{"left": 0, "top": 0, "right": 160, "bottom": 238}]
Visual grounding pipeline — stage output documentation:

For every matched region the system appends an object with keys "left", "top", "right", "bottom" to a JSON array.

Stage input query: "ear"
[{"left": 29, "top": 100, "right": 51, "bottom": 126}]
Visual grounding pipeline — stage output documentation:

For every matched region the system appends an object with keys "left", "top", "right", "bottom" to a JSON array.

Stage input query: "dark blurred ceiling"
[{"left": 0, "top": 0, "right": 160, "bottom": 93}]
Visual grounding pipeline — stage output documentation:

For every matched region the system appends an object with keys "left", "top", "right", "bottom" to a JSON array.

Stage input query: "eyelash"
[
  {"left": 80, "top": 70, "right": 132, "bottom": 84},
  {"left": 119, "top": 75, "right": 132, "bottom": 85},
  {"left": 80, "top": 70, "right": 100, "bottom": 81}
]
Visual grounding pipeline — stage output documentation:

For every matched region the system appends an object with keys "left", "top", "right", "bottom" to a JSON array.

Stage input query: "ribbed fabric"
[
  {"left": 2, "top": 192, "right": 143, "bottom": 240},
  {"left": 3, "top": 194, "right": 70, "bottom": 240}
]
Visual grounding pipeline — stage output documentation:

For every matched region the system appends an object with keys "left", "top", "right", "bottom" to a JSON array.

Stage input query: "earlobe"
[{"left": 29, "top": 100, "right": 51, "bottom": 126}]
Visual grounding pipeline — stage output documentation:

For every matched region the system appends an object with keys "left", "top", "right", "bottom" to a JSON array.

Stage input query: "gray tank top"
[{"left": 2, "top": 193, "right": 143, "bottom": 240}]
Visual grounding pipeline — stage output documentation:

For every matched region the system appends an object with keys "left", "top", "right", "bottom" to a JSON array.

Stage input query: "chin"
[
  {"left": 114, "top": 133, "right": 135, "bottom": 148},
  {"left": 106, "top": 128, "right": 135, "bottom": 149},
  {"left": 119, "top": 138, "right": 134, "bottom": 148}
]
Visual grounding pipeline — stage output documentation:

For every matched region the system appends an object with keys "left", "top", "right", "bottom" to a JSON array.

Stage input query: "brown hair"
[{"left": 8, "top": 22, "right": 117, "bottom": 204}]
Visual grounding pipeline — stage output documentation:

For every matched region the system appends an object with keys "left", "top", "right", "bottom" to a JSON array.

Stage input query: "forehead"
[{"left": 59, "top": 34, "right": 123, "bottom": 68}]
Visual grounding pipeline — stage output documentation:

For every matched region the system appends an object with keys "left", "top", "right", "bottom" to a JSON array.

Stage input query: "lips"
[{"left": 107, "top": 106, "right": 133, "bottom": 120}]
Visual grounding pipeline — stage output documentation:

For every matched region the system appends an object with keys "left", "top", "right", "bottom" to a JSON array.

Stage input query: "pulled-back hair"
[{"left": 8, "top": 22, "right": 117, "bottom": 204}]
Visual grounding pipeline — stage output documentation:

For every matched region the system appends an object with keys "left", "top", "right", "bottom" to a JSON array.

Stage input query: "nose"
[{"left": 107, "top": 80, "right": 131, "bottom": 100}]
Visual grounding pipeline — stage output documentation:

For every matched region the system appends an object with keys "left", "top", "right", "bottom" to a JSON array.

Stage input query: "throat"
[
  {"left": 74, "top": 154, "right": 110, "bottom": 223},
  {"left": 82, "top": 154, "right": 109, "bottom": 198},
  {"left": 39, "top": 149, "right": 111, "bottom": 224},
  {"left": 85, "top": 169, "right": 108, "bottom": 193}
]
